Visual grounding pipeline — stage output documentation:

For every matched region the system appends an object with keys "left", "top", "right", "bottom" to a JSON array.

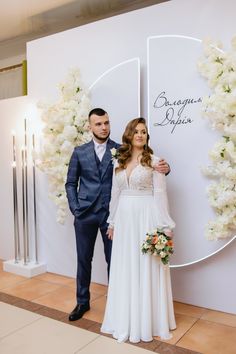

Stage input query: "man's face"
[{"left": 89, "top": 113, "right": 110, "bottom": 143}]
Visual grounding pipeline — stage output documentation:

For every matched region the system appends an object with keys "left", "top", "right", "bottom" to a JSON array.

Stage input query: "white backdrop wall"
[{"left": 1, "top": 0, "right": 236, "bottom": 313}]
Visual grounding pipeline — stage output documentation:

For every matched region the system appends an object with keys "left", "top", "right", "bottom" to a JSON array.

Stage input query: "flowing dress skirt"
[{"left": 101, "top": 190, "right": 176, "bottom": 343}]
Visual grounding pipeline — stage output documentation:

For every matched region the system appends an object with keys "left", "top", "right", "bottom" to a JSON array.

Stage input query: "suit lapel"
[
  {"left": 86, "top": 140, "right": 100, "bottom": 179},
  {"left": 100, "top": 139, "right": 113, "bottom": 181}
]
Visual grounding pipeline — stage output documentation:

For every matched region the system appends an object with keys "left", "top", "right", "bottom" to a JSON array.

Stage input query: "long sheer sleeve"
[
  {"left": 153, "top": 164, "right": 175, "bottom": 229},
  {"left": 107, "top": 163, "right": 121, "bottom": 228}
]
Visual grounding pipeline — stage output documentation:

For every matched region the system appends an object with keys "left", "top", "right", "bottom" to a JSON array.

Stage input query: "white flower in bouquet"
[
  {"left": 160, "top": 251, "right": 167, "bottom": 258},
  {"left": 62, "top": 125, "right": 78, "bottom": 141},
  {"left": 155, "top": 243, "right": 164, "bottom": 250},
  {"left": 158, "top": 234, "right": 168, "bottom": 244}
]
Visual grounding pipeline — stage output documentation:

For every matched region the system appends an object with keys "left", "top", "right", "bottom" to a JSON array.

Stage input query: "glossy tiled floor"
[{"left": 1, "top": 259, "right": 236, "bottom": 354}]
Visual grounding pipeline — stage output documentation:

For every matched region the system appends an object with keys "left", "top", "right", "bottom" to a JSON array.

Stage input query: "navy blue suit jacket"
[{"left": 65, "top": 138, "right": 120, "bottom": 217}]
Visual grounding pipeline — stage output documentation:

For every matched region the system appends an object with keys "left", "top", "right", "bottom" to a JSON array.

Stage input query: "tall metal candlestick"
[
  {"left": 24, "top": 119, "right": 30, "bottom": 261},
  {"left": 12, "top": 132, "right": 20, "bottom": 262},
  {"left": 21, "top": 148, "right": 27, "bottom": 265},
  {"left": 32, "top": 134, "right": 38, "bottom": 264}
]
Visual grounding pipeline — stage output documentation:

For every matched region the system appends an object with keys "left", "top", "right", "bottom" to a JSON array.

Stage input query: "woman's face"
[{"left": 131, "top": 123, "right": 147, "bottom": 149}]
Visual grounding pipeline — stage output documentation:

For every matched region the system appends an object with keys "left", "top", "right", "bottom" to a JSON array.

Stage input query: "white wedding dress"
[{"left": 101, "top": 156, "right": 176, "bottom": 343}]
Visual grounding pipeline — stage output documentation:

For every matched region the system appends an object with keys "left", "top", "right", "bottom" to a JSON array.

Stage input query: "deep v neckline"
[{"left": 125, "top": 164, "right": 140, "bottom": 186}]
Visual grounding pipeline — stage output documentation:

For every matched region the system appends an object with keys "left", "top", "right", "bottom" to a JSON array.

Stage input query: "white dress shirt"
[{"left": 93, "top": 139, "right": 107, "bottom": 161}]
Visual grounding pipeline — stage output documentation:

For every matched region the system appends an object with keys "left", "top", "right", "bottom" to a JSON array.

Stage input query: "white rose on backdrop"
[
  {"left": 217, "top": 190, "right": 236, "bottom": 208},
  {"left": 224, "top": 95, "right": 236, "bottom": 116},
  {"left": 225, "top": 140, "right": 236, "bottom": 161},
  {"left": 224, "top": 124, "right": 236, "bottom": 140},
  {"left": 62, "top": 125, "right": 78, "bottom": 141},
  {"left": 80, "top": 131, "right": 92, "bottom": 144},
  {"left": 60, "top": 140, "right": 74, "bottom": 155},
  {"left": 38, "top": 69, "right": 91, "bottom": 223},
  {"left": 74, "top": 116, "right": 87, "bottom": 130},
  {"left": 43, "top": 142, "right": 58, "bottom": 156},
  {"left": 201, "top": 165, "right": 219, "bottom": 177},
  {"left": 225, "top": 166, "right": 236, "bottom": 180},
  {"left": 225, "top": 71, "right": 236, "bottom": 86},
  {"left": 208, "top": 140, "right": 227, "bottom": 161},
  {"left": 198, "top": 37, "right": 236, "bottom": 240},
  {"left": 202, "top": 37, "right": 223, "bottom": 57},
  {"left": 216, "top": 160, "right": 230, "bottom": 173},
  {"left": 54, "top": 133, "right": 66, "bottom": 145},
  {"left": 206, "top": 220, "right": 229, "bottom": 240}
]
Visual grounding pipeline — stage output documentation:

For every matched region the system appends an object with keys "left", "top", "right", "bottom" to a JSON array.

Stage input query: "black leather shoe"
[{"left": 68, "top": 303, "right": 90, "bottom": 321}]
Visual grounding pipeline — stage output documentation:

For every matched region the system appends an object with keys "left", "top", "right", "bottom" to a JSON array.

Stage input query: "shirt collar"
[{"left": 93, "top": 139, "right": 107, "bottom": 150}]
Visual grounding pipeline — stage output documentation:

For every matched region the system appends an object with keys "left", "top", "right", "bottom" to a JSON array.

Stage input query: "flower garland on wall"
[
  {"left": 38, "top": 69, "right": 91, "bottom": 224},
  {"left": 198, "top": 38, "right": 236, "bottom": 240}
]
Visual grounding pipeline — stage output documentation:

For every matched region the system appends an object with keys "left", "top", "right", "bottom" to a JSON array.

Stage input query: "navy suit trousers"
[{"left": 74, "top": 208, "right": 112, "bottom": 305}]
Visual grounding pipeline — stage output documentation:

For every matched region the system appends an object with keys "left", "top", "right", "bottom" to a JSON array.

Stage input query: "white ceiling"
[{"left": 0, "top": 0, "right": 168, "bottom": 61}]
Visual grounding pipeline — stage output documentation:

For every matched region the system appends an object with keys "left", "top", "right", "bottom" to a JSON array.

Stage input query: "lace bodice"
[
  {"left": 108, "top": 155, "right": 175, "bottom": 228},
  {"left": 116, "top": 164, "right": 153, "bottom": 191}
]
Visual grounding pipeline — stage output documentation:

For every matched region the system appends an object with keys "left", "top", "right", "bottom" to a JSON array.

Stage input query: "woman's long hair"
[{"left": 117, "top": 117, "right": 153, "bottom": 171}]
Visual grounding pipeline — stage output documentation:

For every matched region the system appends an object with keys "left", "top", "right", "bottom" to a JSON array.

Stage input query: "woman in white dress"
[{"left": 101, "top": 118, "right": 176, "bottom": 343}]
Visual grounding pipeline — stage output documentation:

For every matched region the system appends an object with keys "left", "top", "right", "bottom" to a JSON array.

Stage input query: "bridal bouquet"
[{"left": 141, "top": 227, "right": 174, "bottom": 265}]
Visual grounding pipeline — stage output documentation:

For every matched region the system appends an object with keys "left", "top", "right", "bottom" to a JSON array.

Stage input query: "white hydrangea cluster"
[
  {"left": 38, "top": 69, "right": 91, "bottom": 224},
  {"left": 198, "top": 38, "right": 236, "bottom": 240}
]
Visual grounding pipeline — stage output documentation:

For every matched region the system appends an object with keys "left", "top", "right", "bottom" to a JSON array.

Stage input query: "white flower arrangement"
[
  {"left": 37, "top": 69, "right": 91, "bottom": 224},
  {"left": 198, "top": 37, "right": 236, "bottom": 240}
]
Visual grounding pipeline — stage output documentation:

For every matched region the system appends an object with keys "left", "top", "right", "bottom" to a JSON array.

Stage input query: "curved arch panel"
[
  {"left": 147, "top": 35, "right": 235, "bottom": 267},
  {"left": 89, "top": 58, "right": 140, "bottom": 143}
]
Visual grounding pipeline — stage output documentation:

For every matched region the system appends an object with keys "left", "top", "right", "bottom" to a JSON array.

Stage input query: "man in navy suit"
[{"left": 65, "top": 108, "right": 170, "bottom": 321}]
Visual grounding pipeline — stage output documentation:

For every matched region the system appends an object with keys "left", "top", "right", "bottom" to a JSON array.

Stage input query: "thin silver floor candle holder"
[
  {"left": 12, "top": 132, "right": 20, "bottom": 263},
  {"left": 32, "top": 133, "right": 39, "bottom": 264},
  {"left": 3, "top": 122, "right": 46, "bottom": 277}
]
